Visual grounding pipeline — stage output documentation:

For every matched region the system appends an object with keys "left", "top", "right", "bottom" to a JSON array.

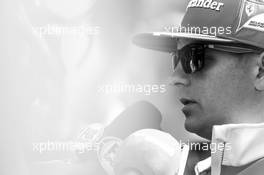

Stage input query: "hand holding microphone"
[
  {"left": 31, "top": 101, "right": 184, "bottom": 175},
  {"left": 96, "top": 101, "right": 189, "bottom": 175}
]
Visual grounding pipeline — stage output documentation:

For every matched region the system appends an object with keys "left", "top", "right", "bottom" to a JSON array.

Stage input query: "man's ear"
[{"left": 254, "top": 52, "right": 264, "bottom": 91}]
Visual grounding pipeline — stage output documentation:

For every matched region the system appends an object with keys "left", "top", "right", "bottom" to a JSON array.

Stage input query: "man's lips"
[
  {"left": 179, "top": 98, "right": 198, "bottom": 117},
  {"left": 179, "top": 98, "right": 198, "bottom": 106}
]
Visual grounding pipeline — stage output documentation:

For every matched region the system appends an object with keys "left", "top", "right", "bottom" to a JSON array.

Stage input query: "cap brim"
[{"left": 132, "top": 32, "right": 234, "bottom": 52}]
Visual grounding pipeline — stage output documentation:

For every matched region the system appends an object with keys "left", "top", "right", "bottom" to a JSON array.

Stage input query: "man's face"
[{"left": 173, "top": 39, "right": 260, "bottom": 139}]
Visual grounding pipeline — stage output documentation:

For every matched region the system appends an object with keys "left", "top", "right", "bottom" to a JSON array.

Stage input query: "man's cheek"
[{"left": 201, "top": 94, "right": 224, "bottom": 118}]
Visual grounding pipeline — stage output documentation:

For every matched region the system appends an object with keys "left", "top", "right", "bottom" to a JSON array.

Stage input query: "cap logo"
[
  {"left": 246, "top": 2, "right": 255, "bottom": 16},
  {"left": 186, "top": 0, "right": 225, "bottom": 12},
  {"left": 236, "top": 0, "right": 264, "bottom": 32}
]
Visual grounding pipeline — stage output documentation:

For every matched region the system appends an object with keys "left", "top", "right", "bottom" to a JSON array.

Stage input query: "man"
[{"left": 133, "top": 0, "right": 264, "bottom": 174}]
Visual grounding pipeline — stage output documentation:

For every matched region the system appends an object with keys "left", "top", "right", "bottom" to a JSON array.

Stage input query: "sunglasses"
[{"left": 171, "top": 43, "right": 263, "bottom": 74}]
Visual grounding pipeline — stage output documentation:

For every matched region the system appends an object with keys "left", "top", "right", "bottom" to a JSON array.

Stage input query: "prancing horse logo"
[
  {"left": 246, "top": 2, "right": 255, "bottom": 16},
  {"left": 236, "top": 0, "right": 264, "bottom": 32}
]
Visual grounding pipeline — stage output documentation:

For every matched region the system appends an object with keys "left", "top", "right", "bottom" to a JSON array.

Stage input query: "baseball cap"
[{"left": 133, "top": 0, "right": 264, "bottom": 52}]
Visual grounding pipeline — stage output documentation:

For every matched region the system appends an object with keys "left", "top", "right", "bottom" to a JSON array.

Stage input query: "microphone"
[
  {"left": 104, "top": 101, "right": 162, "bottom": 139},
  {"left": 113, "top": 129, "right": 189, "bottom": 175},
  {"left": 76, "top": 101, "right": 163, "bottom": 166}
]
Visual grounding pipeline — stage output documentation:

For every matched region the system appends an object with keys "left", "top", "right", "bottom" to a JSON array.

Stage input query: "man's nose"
[{"left": 168, "top": 64, "right": 190, "bottom": 87}]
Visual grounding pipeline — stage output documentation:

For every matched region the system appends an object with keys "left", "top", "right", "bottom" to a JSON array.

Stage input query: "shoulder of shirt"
[{"left": 238, "top": 158, "right": 264, "bottom": 175}]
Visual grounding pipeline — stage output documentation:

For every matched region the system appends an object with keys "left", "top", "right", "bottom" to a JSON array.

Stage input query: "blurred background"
[{"left": 0, "top": 0, "right": 204, "bottom": 174}]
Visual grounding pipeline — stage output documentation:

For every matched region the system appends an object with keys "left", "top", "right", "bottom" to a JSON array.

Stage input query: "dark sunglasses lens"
[{"left": 180, "top": 45, "right": 205, "bottom": 74}]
